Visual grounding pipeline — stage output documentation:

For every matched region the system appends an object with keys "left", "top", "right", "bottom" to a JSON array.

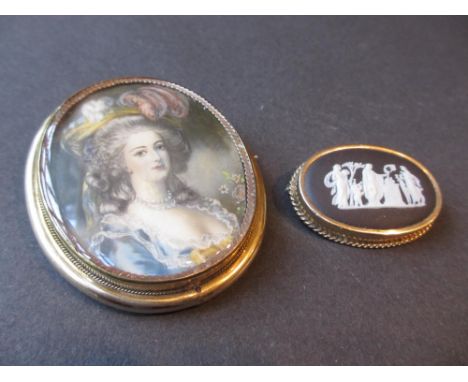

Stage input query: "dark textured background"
[{"left": 1, "top": 16, "right": 467, "bottom": 365}]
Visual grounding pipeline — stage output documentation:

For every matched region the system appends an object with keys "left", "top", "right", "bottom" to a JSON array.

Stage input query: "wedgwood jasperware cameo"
[{"left": 289, "top": 145, "right": 441, "bottom": 248}]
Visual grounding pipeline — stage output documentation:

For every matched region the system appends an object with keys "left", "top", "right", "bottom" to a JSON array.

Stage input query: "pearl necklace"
[{"left": 135, "top": 191, "right": 176, "bottom": 210}]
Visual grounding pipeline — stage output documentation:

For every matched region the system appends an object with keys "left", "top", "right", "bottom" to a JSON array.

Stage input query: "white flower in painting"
[
  {"left": 231, "top": 174, "right": 242, "bottom": 184},
  {"left": 219, "top": 184, "right": 229, "bottom": 194},
  {"left": 81, "top": 97, "right": 114, "bottom": 123},
  {"left": 232, "top": 184, "right": 246, "bottom": 202}
]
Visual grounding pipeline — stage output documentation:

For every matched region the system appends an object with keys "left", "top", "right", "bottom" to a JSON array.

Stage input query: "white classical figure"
[
  {"left": 324, "top": 164, "right": 350, "bottom": 208},
  {"left": 324, "top": 162, "right": 426, "bottom": 210},
  {"left": 398, "top": 165, "right": 425, "bottom": 205},
  {"left": 382, "top": 164, "right": 406, "bottom": 207},
  {"left": 362, "top": 164, "right": 384, "bottom": 207},
  {"left": 349, "top": 179, "right": 363, "bottom": 208}
]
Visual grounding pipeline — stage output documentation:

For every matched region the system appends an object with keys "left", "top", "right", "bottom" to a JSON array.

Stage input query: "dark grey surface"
[{"left": 1, "top": 16, "right": 467, "bottom": 365}]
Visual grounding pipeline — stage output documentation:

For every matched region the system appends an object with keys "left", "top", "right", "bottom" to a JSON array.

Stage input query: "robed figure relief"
[{"left": 324, "top": 162, "right": 426, "bottom": 210}]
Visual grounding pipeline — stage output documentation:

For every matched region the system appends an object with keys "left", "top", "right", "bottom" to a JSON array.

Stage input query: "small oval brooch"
[{"left": 289, "top": 144, "right": 442, "bottom": 248}]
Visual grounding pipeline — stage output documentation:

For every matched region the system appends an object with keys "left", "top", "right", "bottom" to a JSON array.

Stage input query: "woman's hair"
[{"left": 83, "top": 115, "right": 198, "bottom": 214}]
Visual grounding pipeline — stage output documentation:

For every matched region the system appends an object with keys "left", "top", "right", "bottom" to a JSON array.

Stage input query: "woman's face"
[{"left": 124, "top": 129, "right": 171, "bottom": 183}]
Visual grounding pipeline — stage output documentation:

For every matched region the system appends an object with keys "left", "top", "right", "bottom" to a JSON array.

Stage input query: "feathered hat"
[{"left": 62, "top": 85, "right": 190, "bottom": 156}]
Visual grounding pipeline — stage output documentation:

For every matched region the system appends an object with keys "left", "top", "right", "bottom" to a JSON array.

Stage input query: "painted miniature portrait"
[{"left": 48, "top": 84, "right": 249, "bottom": 278}]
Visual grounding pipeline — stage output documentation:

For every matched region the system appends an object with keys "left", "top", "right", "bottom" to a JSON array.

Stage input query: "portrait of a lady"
[{"left": 57, "top": 85, "right": 244, "bottom": 277}]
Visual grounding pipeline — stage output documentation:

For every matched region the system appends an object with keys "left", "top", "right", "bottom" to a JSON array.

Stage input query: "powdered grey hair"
[{"left": 83, "top": 115, "right": 198, "bottom": 214}]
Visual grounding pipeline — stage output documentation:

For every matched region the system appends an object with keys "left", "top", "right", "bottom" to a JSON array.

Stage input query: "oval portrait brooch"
[{"left": 25, "top": 77, "right": 266, "bottom": 313}]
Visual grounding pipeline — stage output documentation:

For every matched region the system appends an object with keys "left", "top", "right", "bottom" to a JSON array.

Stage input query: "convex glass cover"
[{"left": 25, "top": 77, "right": 266, "bottom": 312}]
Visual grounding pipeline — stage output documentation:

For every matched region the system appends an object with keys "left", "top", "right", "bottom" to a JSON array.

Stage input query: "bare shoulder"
[{"left": 173, "top": 206, "right": 229, "bottom": 234}]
